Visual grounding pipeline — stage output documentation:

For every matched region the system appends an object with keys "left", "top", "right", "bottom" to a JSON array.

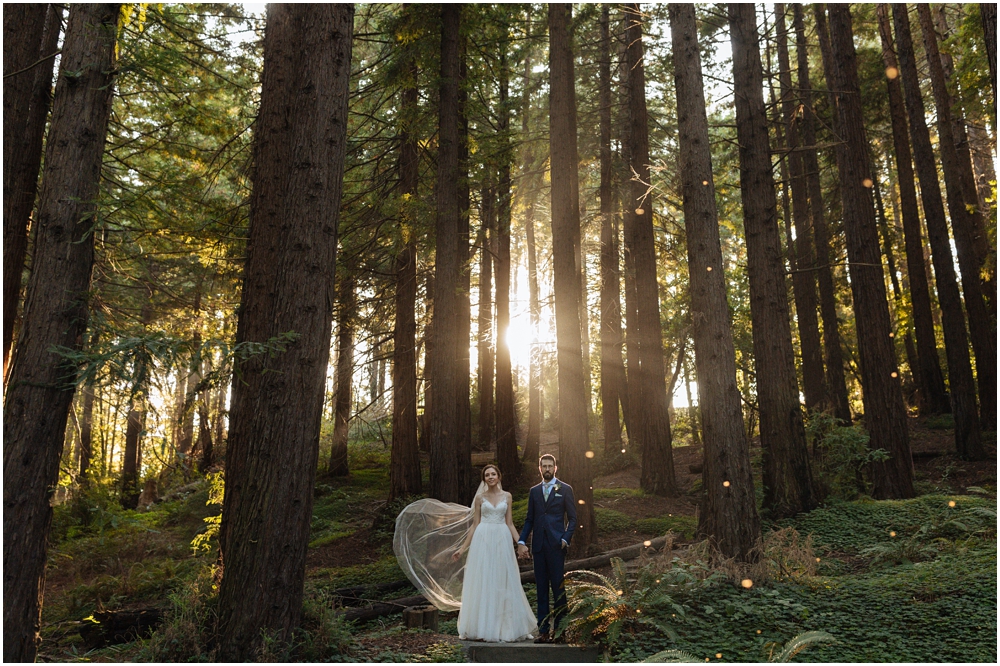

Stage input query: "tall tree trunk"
[
  {"left": 917, "top": 4, "right": 996, "bottom": 432},
  {"left": 892, "top": 5, "right": 984, "bottom": 461},
  {"left": 624, "top": 3, "right": 676, "bottom": 497},
  {"left": 520, "top": 49, "right": 541, "bottom": 464},
  {"left": 3, "top": 3, "right": 61, "bottom": 380},
  {"left": 419, "top": 275, "right": 433, "bottom": 454},
  {"left": 390, "top": 55, "right": 421, "bottom": 501},
  {"left": 875, "top": 4, "right": 949, "bottom": 417},
  {"left": 981, "top": 4, "right": 997, "bottom": 111},
  {"left": 330, "top": 275, "right": 356, "bottom": 477},
  {"left": 548, "top": 3, "right": 595, "bottom": 554},
  {"left": 79, "top": 380, "right": 96, "bottom": 483},
  {"left": 825, "top": 5, "right": 916, "bottom": 498},
  {"left": 429, "top": 5, "right": 472, "bottom": 503},
  {"left": 495, "top": 42, "right": 518, "bottom": 479},
  {"left": 670, "top": 3, "right": 761, "bottom": 560},
  {"left": 215, "top": 6, "right": 353, "bottom": 658},
  {"left": 121, "top": 408, "right": 142, "bottom": 509},
  {"left": 212, "top": 384, "right": 226, "bottom": 454},
  {"left": 457, "top": 32, "right": 473, "bottom": 485},
  {"left": 730, "top": 3, "right": 814, "bottom": 519},
  {"left": 793, "top": 3, "right": 851, "bottom": 424},
  {"left": 476, "top": 184, "right": 495, "bottom": 452},
  {"left": 776, "top": 4, "right": 825, "bottom": 412},
  {"left": 598, "top": 5, "right": 626, "bottom": 456},
  {"left": 2, "top": 6, "right": 119, "bottom": 661}
]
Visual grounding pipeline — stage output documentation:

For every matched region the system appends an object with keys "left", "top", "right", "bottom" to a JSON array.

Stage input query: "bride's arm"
[
  {"left": 504, "top": 492, "right": 519, "bottom": 542},
  {"left": 454, "top": 496, "right": 481, "bottom": 560}
]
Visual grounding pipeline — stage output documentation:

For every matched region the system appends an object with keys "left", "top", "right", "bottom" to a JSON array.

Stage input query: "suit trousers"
[{"left": 533, "top": 531, "right": 566, "bottom": 634}]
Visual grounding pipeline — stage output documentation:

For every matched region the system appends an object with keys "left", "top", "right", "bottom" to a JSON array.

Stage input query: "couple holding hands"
[{"left": 394, "top": 454, "right": 578, "bottom": 643}]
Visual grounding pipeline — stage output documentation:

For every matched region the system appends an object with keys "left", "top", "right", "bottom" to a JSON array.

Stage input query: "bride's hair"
[{"left": 481, "top": 464, "right": 502, "bottom": 483}]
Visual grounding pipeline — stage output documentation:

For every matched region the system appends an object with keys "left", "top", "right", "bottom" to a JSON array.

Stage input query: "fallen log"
[
  {"left": 331, "top": 580, "right": 413, "bottom": 606},
  {"left": 342, "top": 535, "right": 672, "bottom": 622},
  {"left": 79, "top": 608, "right": 163, "bottom": 649}
]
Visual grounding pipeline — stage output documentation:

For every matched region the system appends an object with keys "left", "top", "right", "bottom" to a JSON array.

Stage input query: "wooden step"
[{"left": 460, "top": 640, "right": 600, "bottom": 663}]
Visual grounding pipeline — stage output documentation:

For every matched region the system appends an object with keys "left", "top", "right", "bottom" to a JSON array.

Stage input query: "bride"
[{"left": 394, "top": 465, "right": 537, "bottom": 642}]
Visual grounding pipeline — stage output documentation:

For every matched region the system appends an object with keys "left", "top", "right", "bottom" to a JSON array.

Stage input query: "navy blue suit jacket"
[{"left": 518, "top": 479, "right": 577, "bottom": 553}]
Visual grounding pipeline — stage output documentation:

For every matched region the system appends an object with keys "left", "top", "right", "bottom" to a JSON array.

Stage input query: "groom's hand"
[{"left": 517, "top": 544, "right": 529, "bottom": 560}]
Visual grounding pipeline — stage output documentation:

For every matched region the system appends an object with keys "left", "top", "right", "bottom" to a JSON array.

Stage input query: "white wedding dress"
[{"left": 457, "top": 497, "right": 538, "bottom": 642}]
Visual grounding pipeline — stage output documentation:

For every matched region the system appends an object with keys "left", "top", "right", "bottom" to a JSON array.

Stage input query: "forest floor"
[{"left": 37, "top": 416, "right": 996, "bottom": 662}]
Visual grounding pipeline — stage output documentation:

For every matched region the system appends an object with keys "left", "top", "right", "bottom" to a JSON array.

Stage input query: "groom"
[{"left": 517, "top": 454, "right": 577, "bottom": 643}]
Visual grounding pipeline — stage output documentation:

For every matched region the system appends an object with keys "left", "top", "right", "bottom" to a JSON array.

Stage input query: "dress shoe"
[{"left": 533, "top": 633, "right": 552, "bottom": 644}]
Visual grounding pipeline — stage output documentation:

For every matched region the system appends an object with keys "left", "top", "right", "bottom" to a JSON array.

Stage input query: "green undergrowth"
[{"left": 609, "top": 493, "right": 997, "bottom": 663}]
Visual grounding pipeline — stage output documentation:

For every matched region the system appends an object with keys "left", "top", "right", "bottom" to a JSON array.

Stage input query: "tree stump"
[{"left": 403, "top": 605, "right": 439, "bottom": 631}]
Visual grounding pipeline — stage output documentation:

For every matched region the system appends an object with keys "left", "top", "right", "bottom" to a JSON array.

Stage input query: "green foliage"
[
  {"left": 563, "top": 557, "right": 687, "bottom": 650},
  {"left": 130, "top": 566, "right": 219, "bottom": 662},
  {"left": 635, "top": 515, "right": 698, "bottom": 539},
  {"left": 806, "top": 411, "right": 886, "bottom": 499},
  {"left": 924, "top": 414, "right": 956, "bottom": 430},
  {"left": 311, "top": 556, "right": 406, "bottom": 592},
  {"left": 410, "top": 642, "right": 466, "bottom": 663},
  {"left": 595, "top": 508, "right": 634, "bottom": 533},
  {"left": 643, "top": 631, "right": 836, "bottom": 662},
  {"left": 190, "top": 472, "right": 224, "bottom": 555}
]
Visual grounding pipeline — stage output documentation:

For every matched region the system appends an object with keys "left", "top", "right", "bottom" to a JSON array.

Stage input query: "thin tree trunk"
[
  {"left": 981, "top": 4, "right": 997, "bottom": 115},
  {"left": 624, "top": 3, "right": 676, "bottom": 497},
  {"left": 3, "top": 3, "right": 61, "bottom": 380},
  {"left": 2, "top": 6, "right": 119, "bottom": 660},
  {"left": 917, "top": 4, "right": 996, "bottom": 432},
  {"left": 330, "top": 275, "right": 356, "bottom": 477},
  {"left": 876, "top": 4, "right": 949, "bottom": 417},
  {"left": 212, "top": 384, "right": 226, "bottom": 454},
  {"left": 549, "top": 3, "right": 596, "bottom": 554},
  {"left": 390, "top": 53, "right": 421, "bottom": 501},
  {"left": 670, "top": 3, "right": 761, "bottom": 560},
  {"left": 79, "top": 381, "right": 96, "bottom": 483},
  {"left": 826, "top": 5, "right": 916, "bottom": 498},
  {"left": 495, "top": 42, "right": 518, "bottom": 479},
  {"left": 730, "top": 3, "right": 814, "bottom": 519},
  {"left": 215, "top": 6, "right": 353, "bottom": 658},
  {"left": 419, "top": 275, "right": 433, "bottom": 454},
  {"left": 476, "top": 184, "right": 495, "bottom": 453},
  {"left": 793, "top": 3, "right": 851, "bottom": 424},
  {"left": 121, "top": 408, "right": 142, "bottom": 509},
  {"left": 893, "top": 5, "right": 984, "bottom": 461},
  {"left": 776, "top": 4, "right": 825, "bottom": 412},
  {"left": 520, "top": 49, "right": 541, "bottom": 464},
  {"left": 429, "top": 5, "right": 472, "bottom": 503},
  {"left": 599, "top": 5, "right": 625, "bottom": 457}
]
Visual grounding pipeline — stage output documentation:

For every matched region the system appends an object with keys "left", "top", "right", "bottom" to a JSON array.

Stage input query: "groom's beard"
[{"left": 541, "top": 471, "right": 554, "bottom": 482}]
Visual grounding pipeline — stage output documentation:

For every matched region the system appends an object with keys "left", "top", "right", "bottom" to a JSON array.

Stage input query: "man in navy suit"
[{"left": 517, "top": 454, "right": 577, "bottom": 643}]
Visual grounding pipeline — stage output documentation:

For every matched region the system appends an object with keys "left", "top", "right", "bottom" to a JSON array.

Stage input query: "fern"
[{"left": 642, "top": 631, "right": 836, "bottom": 663}]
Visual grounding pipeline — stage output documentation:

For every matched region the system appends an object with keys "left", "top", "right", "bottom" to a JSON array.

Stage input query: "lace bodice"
[{"left": 479, "top": 497, "right": 508, "bottom": 524}]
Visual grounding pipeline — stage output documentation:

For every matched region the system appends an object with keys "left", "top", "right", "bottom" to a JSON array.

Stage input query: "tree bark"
[
  {"left": 776, "top": 4, "right": 825, "bottom": 412},
  {"left": 3, "top": 3, "right": 61, "bottom": 380},
  {"left": 523, "top": 207, "right": 542, "bottom": 464},
  {"left": 548, "top": 4, "right": 595, "bottom": 553},
  {"left": 390, "top": 58, "right": 421, "bottom": 501},
  {"left": 121, "top": 409, "right": 142, "bottom": 509},
  {"left": 476, "top": 185, "right": 495, "bottom": 453},
  {"left": 670, "top": 3, "right": 761, "bottom": 560},
  {"left": 495, "top": 43, "right": 518, "bottom": 479},
  {"left": 917, "top": 4, "right": 996, "bottom": 432},
  {"left": 892, "top": 5, "right": 984, "bottom": 461},
  {"left": 623, "top": 3, "right": 677, "bottom": 497},
  {"left": 599, "top": 6, "right": 626, "bottom": 457},
  {"left": 981, "top": 4, "right": 997, "bottom": 111},
  {"left": 826, "top": 5, "right": 915, "bottom": 498},
  {"left": 2, "top": 6, "right": 119, "bottom": 661},
  {"left": 875, "top": 4, "right": 949, "bottom": 417},
  {"left": 729, "top": 3, "right": 814, "bottom": 519},
  {"left": 215, "top": 5, "right": 353, "bottom": 658},
  {"left": 79, "top": 380, "right": 96, "bottom": 483},
  {"left": 429, "top": 5, "right": 472, "bottom": 503},
  {"left": 330, "top": 275, "right": 356, "bottom": 477},
  {"left": 795, "top": 3, "right": 852, "bottom": 424}
]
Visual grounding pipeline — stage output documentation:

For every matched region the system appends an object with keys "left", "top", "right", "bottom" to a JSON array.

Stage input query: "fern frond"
[
  {"left": 643, "top": 649, "right": 701, "bottom": 662},
  {"left": 770, "top": 631, "right": 836, "bottom": 662}
]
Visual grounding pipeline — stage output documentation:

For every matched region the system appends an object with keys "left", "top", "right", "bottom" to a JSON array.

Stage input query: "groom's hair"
[{"left": 538, "top": 454, "right": 556, "bottom": 466}]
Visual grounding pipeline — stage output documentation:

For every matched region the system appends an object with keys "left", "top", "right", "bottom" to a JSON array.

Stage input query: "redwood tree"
[
  {"left": 215, "top": 5, "right": 353, "bottom": 658},
  {"left": 892, "top": 5, "right": 984, "bottom": 461},
  {"left": 548, "top": 3, "right": 595, "bottom": 553},
  {"left": 429, "top": 4, "right": 472, "bottom": 503},
  {"left": 827, "top": 5, "right": 914, "bottom": 497},
  {"left": 3, "top": 3, "right": 61, "bottom": 378},
  {"left": 3, "top": 5, "right": 120, "bottom": 661},
  {"left": 875, "top": 4, "right": 949, "bottom": 417},
  {"left": 623, "top": 3, "right": 677, "bottom": 497},
  {"left": 329, "top": 274, "right": 356, "bottom": 477},
  {"left": 729, "top": 2, "right": 814, "bottom": 519},
  {"left": 670, "top": 3, "right": 761, "bottom": 560}
]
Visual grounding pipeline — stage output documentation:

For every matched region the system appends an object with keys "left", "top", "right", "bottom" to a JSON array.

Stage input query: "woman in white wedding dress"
[{"left": 393, "top": 465, "right": 537, "bottom": 642}]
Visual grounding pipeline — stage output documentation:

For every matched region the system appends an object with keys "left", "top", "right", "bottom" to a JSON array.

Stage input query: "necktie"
[{"left": 543, "top": 484, "right": 551, "bottom": 501}]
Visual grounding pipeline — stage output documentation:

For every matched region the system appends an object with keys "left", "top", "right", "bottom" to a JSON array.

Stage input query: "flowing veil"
[{"left": 393, "top": 480, "right": 501, "bottom": 611}]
